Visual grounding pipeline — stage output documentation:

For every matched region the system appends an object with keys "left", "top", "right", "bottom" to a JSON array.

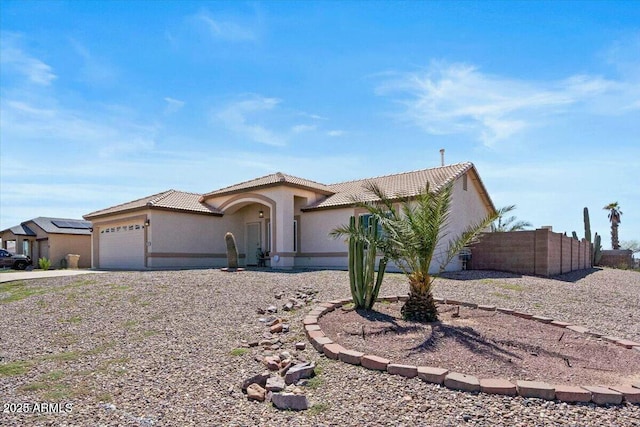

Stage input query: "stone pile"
[{"left": 241, "top": 288, "right": 320, "bottom": 411}]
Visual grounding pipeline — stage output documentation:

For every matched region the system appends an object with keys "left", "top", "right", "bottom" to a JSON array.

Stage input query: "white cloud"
[
  {"left": 0, "top": 32, "right": 56, "bottom": 85},
  {"left": 291, "top": 124, "right": 316, "bottom": 134},
  {"left": 377, "top": 61, "right": 639, "bottom": 147},
  {"left": 327, "top": 130, "right": 345, "bottom": 137},
  {"left": 164, "top": 97, "right": 185, "bottom": 115},
  {"left": 216, "top": 95, "right": 286, "bottom": 146},
  {"left": 69, "top": 38, "right": 118, "bottom": 85},
  {"left": 0, "top": 97, "right": 158, "bottom": 158},
  {"left": 191, "top": 10, "right": 256, "bottom": 42}
]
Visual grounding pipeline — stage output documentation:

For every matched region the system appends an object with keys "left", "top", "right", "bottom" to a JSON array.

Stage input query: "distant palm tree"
[
  {"left": 603, "top": 202, "right": 623, "bottom": 250},
  {"left": 338, "top": 181, "right": 497, "bottom": 322},
  {"left": 490, "top": 205, "right": 532, "bottom": 232}
]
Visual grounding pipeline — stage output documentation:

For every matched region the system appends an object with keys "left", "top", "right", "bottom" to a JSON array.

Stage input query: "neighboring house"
[
  {"left": 0, "top": 217, "right": 92, "bottom": 268},
  {"left": 83, "top": 162, "right": 495, "bottom": 271}
]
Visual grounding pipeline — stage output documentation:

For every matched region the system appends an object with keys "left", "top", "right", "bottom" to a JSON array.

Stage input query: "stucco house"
[
  {"left": 0, "top": 217, "right": 92, "bottom": 268},
  {"left": 83, "top": 162, "right": 495, "bottom": 271}
]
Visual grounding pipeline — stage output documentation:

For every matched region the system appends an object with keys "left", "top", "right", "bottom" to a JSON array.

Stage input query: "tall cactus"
[
  {"left": 224, "top": 232, "right": 239, "bottom": 269},
  {"left": 583, "top": 207, "right": 591, "bottom": 243},
  {"left": 593, "top": 232, "right": 602, "bottom": 265},
  {"left": 346, "top": 215, "right": 388, "bottom": 310},
  {"left": 572, "top": 231, "right": 579, "bottom": 241}
]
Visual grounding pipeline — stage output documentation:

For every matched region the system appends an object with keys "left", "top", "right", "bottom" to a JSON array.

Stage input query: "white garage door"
[{"left": 98, "top": 222, "right": 145, "bottom": 269}]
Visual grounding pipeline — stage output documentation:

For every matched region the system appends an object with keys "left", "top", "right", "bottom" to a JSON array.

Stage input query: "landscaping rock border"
[{"left": 304, "top": 295, "right": 640, "bottom": 406}]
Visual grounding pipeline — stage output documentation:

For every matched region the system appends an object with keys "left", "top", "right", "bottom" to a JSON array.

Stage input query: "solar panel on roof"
[{"left": 51, "top": 220, "right": 91, "bottom": 230}]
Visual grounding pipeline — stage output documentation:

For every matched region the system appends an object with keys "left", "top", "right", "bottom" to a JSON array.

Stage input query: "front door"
[{"left": 246, "top": 222, "right": 261, "bottom": 266}]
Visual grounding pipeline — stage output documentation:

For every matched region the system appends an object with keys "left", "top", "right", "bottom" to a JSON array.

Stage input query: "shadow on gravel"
[{"left": 439, "top": 268, "right": 603, "bottom": 283}]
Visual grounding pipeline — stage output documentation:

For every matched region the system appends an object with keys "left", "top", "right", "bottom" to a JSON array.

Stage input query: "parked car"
[{"left": 0, "top": 249, "right": 31, "bottom": 270}]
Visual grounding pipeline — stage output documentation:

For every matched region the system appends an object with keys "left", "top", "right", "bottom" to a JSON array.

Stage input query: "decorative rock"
[
  {"left": 281, "top": 323, "right": 290, "bottom": 333},
  {"left": 554, "top": 385, "right": 591, "bottom": 403},
  {"left": 284, "top": 362, "right": 316, "bottom": 385},
  {"left": 264, "top": 356, "right": 281, "bottom": 371},
  {"left": 387, "top": 364, "right": 418, "bottom": 378},
  {"left": 283, "top": 302, "right": 294, "bottom": 311},
  {"left": 361, "top": 355, "right": 390, "bottom": 371},
  {"left": 256, "top": 307, "right": 266, "bottom": 314},
  {"left": 608, "top": 385, "right": 640, "bottom": 403},
  {"left": 479, "top": 378, "right": 517, "bottom": 396},
  {"left": 242, "top": 372, "right": 271, "bottom": 393},
  {"left": 295, "top": 342, "right": 306, "bottom": 350},
  {"left": 270, "top": 323, "right": 284, "bottom": 334},
  {"left": 582, "top": 386, "right": 623, "bottom": 405},
  {"left": 444, "top": 372, "right": 480, "bottom": 392},
  {"left": 271, "top": 392, "right": 309, "bottom": 411},
  {"left": 339, "top": 349, "right": 364, "bottom": 365},
  {"left": 516, "top": 380, "right": 555, "bottom": 400},
  {"left": 268, "top": 318, "right": 282, "bottom": 327},
  {"left": 417, "top": 366, "right": 448, "bottom": 384},
  {"left": 266, "top": 305, "right": 278, "bottom": 313},
  {"left": 246, "top": 383, "right": 266, "bottom": 401},
  {"left": 266, "top": 376, "right": 286, "bottom": 392}
]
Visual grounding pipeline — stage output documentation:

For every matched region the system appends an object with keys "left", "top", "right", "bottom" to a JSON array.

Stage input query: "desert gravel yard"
[{"left": 1, "top": 268, "right": 638, "bottom": 426}]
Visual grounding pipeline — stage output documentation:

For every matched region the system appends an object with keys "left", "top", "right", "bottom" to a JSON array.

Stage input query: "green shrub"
[{"left": 38, "top": 257, "right": 52, "bottom": 270}]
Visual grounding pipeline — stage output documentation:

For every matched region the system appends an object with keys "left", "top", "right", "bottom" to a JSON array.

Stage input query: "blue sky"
[{"left": 1, "top": 1, "right": 639, "bottom": 249}]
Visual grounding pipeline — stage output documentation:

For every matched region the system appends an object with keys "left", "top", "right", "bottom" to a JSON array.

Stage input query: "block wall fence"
[{"left": 469, "top": 229, "right": 592, "bottom": 276}]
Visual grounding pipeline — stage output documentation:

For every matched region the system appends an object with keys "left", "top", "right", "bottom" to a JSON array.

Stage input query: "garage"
[{"left": 98, "top": 222, "right": 145, "bottom": 269}]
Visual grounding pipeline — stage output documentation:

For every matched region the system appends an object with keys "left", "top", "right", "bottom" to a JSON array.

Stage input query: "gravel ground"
[{"left": 0, "top": 267, "right": 638, "bottom": 426}]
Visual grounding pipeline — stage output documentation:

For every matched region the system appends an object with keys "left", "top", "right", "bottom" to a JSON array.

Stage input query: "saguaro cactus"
[
  {"left": 225, "top": 232, "right": 239, "bottom": 269},
  {"left": 583, "top": 207, "right": 591, "bottom": 243},
  {"left": 593, "top": 232, "right": 602, "bottom": 265}
]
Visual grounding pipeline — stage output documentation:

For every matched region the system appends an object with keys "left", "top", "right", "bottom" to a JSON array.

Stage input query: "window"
[
  {"left": 359, "top": 214, "right": 383, "bottom": 236},
  {"left": 293, "top": 220, "right": 298, "bottom": 252}
]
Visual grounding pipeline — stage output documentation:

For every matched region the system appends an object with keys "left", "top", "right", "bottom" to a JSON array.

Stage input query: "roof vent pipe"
[{"left": 440, "top": 149, "right": 445, "bottom": 166}]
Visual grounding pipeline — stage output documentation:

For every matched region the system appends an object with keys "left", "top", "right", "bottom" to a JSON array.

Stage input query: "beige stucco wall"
[
  {"left": 441, "top": 172, "right": 493, "bottom": 272},
  {"left": 49, "top": 234, "right": 92, "bottom": 268},
  {"left": 295, "top": 172, "right": 493, "bottom": 273},
  {"left": 204, "top": 185, "right": 326, "bottom": 269}
]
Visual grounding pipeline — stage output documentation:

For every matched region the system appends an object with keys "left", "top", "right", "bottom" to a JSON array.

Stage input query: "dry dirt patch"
[{"left": 319, "top": 302, "right": 640, "bottom": 386}]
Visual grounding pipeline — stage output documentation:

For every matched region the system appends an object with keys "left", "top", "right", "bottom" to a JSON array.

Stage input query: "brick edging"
[{"left": 303, "top": 296, "right": 640, "bottom": 406}]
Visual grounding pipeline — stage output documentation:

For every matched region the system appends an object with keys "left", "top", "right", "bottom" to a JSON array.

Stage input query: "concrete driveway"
[{"left": 0, "top": 269, "right": 106, "bottom": 283}]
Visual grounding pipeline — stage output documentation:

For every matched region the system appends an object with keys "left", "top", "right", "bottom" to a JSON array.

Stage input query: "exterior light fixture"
[
  {"left": 259, "top": 210, "right": 264, "bottom": 218},
  {"left": 144, "top": 219, "right": 150, "bottom": 227}
]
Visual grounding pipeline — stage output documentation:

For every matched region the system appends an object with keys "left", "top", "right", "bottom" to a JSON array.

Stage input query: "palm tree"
[
  {"left": 335, "top": 181, "right": 497, "bottom": 322},
  {"left": 603, "top": 202, "right": 623, "bottom": 250},
  {"left": 490, "top": 205, "right": 532, "bottom": 232}
]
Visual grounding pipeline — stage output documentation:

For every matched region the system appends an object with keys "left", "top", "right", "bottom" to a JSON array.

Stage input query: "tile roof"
[
  {"left": 303, "top": 162, "right": 475, "bottom": 210},
  {"left": 84, "top": 190, "right": 222, "bottom": 219},
  {"left": 201, "top": 172, "right": 334, "bottom": 199}
]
